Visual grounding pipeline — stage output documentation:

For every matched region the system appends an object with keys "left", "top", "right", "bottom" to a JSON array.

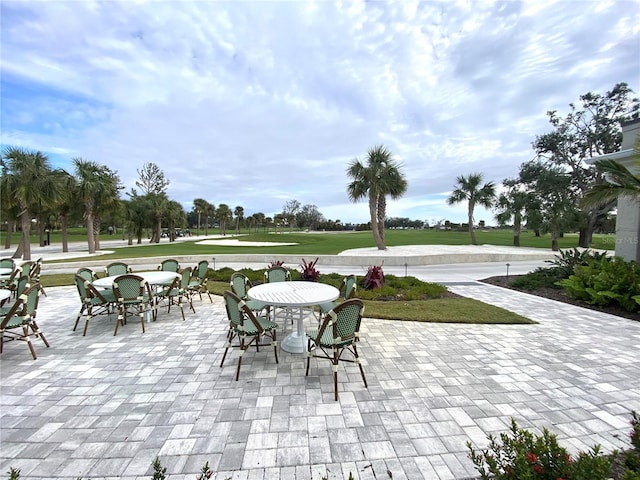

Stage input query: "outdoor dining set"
[{"left": 0, "top": 257, "right": 368, "bottom": 400}]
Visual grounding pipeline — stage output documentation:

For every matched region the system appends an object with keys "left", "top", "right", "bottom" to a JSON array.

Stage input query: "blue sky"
[{"left": 1, "top": 0, "right": 639, "bottom": 225}]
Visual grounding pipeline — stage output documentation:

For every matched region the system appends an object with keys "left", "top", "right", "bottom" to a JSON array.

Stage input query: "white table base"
[{"left": 280, "top": 307, "right": 308, "bottom": 354}]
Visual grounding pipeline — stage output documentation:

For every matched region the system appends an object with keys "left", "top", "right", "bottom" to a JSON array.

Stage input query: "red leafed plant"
[
  {"left": 268, "top": 260, "right": 285, "bottom": 267},
  {"left": 300, "top": 257, "right": 320, "bottom": 282},
  {"left": 363, "top": 265, "right": 384, "bottom": 290}
]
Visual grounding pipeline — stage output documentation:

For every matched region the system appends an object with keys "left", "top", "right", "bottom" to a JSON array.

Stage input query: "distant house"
[{"left": 588, "top": 118, "right": 640, "bottom": 261}]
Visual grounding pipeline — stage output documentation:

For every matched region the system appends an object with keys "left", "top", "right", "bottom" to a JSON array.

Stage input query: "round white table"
[
  {"left": 0, "top": 289, "right": 11, "bottom": 302},
  {"left": 0, "top": 268, "right": 13, "bottom": 276},
  {"left": 92, "top": 271, "right": 179, "bottom": 289},
  {"left": 248, "top": 281, "right": 339, "bottom": 354}
]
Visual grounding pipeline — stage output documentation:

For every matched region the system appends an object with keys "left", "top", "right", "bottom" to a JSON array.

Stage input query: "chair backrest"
[
  {"left": 194, "top": 260, "right": 209, "bottom": 280},
  {"left": 112, "top": 274, "right": 150, "bottom": 301},
  {"left": 230, "top": 273, "right": 251, "bottom": 299},
  {"left": 0, "top": 291, "right": 28, "bottom": 329},
  {"left": 0, "top": 258, "right": 15, "bottom": 269},
  {"left": 158, "top": 259, "right": 180, "bottom": 272},
  {"left": 76, "top": 267, "right": 98, "bottom": 283},
  {"left": 264, "top": 266, "right": 290, "bottom": 283},
  {"left": 75, "top": 275, "right": 109, "bottom": 303},
  {"left": 20, "top": 283, "right": 42, "bottom": 319},
  {"left": 179, "top": 267, "right": 192, "bottom": 289},
  {"left": 223, "top": 290, "right": 262, "bottom": 334},
  {"left": 4, "top": 266, "right": 23, "bottom": 286},
  {"left": 322, "top": 299, "right": 364, "bottom": 344},
  {"left": 20, "top": 261, "right": 34, "bottom": 276},
  {"left": 341, "top": 275, "right": 357, "bottom": 300},
  {"left": 106, "top": 262, "right": 131, "bottom": 277},
  {"left": 14, "top": 275, "right": 31, "bottom": 298},
  {"left": 28, "top": 258, "right": 42, "bottom": 281}
]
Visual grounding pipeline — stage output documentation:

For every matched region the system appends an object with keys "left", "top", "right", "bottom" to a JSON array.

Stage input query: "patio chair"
[
  {"left": 306, "top": 299, "right": 367, "bottom": 401},
  {"left": 189, "top": 260, "right": 212, "bottom": 302},
  {"left": 155, "top": 269, "right": 194, "bottom": 321},
  {"left": 0, "top": 266, "right": 23, "bottom": 296},
  {"left": 0, "top": 283, "right": 49, "bottom": 360},
  {"left": 0, "top": 258, "right": 15, "bottom": 270},
  {"left": 28, "top": 258, "right": 46, "bottom": 296},
  {"left": 264, "top": 266, "right": 290, "bottom": 283},
  {"left": 111, "top": 274, "right": 155, "bottom": 336},
  {"left": 316, "top": 274, "right": 357, "bottom": 321},
  {"left": 230, "top": 272, "right": 267, "bottom": 315},
  {"left": 0, "top": 275, "right": 30, "bottom": 314},
  {"left": 76, "top": 267, "right": 99, "bottom": 283},
  {"left": 105, "top": 262, "right": 132, "bottom": 277},
  {"left": 73, "top": 275, "right": 116, "bottom": 336},
  {"left": 221, "top": 290, "right": 279, "bottom": 381},
  {"left": 158, "top": 258, "right": 180, "bottom": 273}
]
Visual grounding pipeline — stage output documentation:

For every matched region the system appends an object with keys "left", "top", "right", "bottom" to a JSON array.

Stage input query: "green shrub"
[
  {"left": 546, "top": 248, "right": 609, "bottom": 278},
  {"left": 511, "top": 266, "right": 566, "bottom": 290},
  {"left": 557, "top": 256, "right": 640, "bottom": 312},
  {"left": 467, "top": 418, "right": 611, "bottom": 480}
]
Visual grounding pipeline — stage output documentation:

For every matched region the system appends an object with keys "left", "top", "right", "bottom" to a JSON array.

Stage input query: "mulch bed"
[{"left": 480, "top": 275, "right": 640, "bottom": 323}]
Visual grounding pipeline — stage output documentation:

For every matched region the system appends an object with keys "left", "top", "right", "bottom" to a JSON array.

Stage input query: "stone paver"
[{"left": 1, "top": 246, "right": 639, "bottom": 479}]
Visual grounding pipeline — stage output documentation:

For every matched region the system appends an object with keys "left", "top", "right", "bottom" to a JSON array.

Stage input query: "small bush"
[
  {"left": 546, "top": 248, "right": 608, "bottom": 278},
  {"left": 299, "top": 257, "right": 321, "bottom": 282},
  {"left": 557, "top": 256, "right": 640, "bottom": 312},
  {"left": 363, "top": 265, "right": 385, "bottom": 290},
  {"left": 467, "top": 418, "right": 611, "bottom": 480},
  {"left": 511, "top": 266, "right": 566, "bottom": 290}
]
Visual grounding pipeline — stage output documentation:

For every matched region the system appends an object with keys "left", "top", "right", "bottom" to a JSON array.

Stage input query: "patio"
[{"left": 1, "top": 279, "right": 639, "bottom": 479}]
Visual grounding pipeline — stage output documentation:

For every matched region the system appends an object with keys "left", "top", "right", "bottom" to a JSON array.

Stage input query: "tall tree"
[
  {"left": 216, "top": 204, "right": 232, "bottom": 235},
  {"left": 283, "top": 200, "right": 300, "bottom": 233},
  {"left": 494, "top": 178, "right": 532, "bottom": 247},
  {"left": 447, "top": 172, "right": 496, "bottom": 245},
  {"left": 193, "top": 198, "right": 211, "bottom": 236},
  {"left": 136, "top": 162, "right": 169, "bottom": 194},
  {"left": 1, "top": 147, "right": 63, "bottom": 260},
  {"left": 234, "top": 205, "right": 244, "bottom": 234},
  {"left": 347, "top": 145, "right": 408, "bottom": 250},
  {"left": 74, "top": 158, "right": 121, "bottom": 254},
  {"left": 533, "top": 82, "right": 639, "bottom": 247}
]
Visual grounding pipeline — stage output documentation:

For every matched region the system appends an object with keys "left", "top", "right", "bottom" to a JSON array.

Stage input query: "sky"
[{"left": 1, "top": 0, "right": 639, "bottom": 226}]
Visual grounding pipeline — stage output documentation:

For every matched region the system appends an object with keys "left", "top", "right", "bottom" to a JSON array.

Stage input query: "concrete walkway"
[{"left": 0, "top": 242, "right": 638, "bottom": 479}]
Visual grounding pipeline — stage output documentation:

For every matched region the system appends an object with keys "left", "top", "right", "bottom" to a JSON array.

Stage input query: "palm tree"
[
  {"left": 494, "top": 179, "right": 530, "bottom": 247},
  {"left": 581, "top": 157, "right": 640, "bottom": 208},
  {"left": 193, "top": 198, "right": 210, "bottom": 236},
  {"left": 234, "top": 205, "right": 244, "bottom": 234},
  {"left": 74, "top": 158, "right": 121, "bottom": 254},
  {"left": 1, "top": 147, "right": 61, "bottom": 260},
  {"left": 447, "top": 172, "right": 496, "bottom": 245},
  {"left": 216, "top": 204, "right": 232, "bottom": 235},
  {"left": 347, "top": 145, "right": 408, "bottom": 250}
]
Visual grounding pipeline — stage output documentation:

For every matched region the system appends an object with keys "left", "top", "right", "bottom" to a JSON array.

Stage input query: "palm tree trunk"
[
  {"left": 93, "top": 217, "right": 101, "bottom": 250},
  {"left": 19, "top": 210, "right": 32, "bottom": 260},
  {"left": 86, "top": 212, "right": 96, "bottom": 254},
  {"left": 513, "top": 214, "right": 521, "bottom": 247},
  {"left": 468, "top": 213, "right": 477, "bottom": 245},
  {"left": 61, "top": 214, "right": 69, "bottom": 252},
  {"left": 369, "top": 195, "right": 385, "bottom": 250},
  {"left": 4, "top": 220, "right": 14, "bottom": 249}
]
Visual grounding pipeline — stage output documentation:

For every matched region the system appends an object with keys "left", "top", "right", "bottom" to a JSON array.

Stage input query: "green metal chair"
[
  {"left": 316, "top": 275, "right": 357, "bottom": 319},
  {"left": 105, "top": 262, "right": 132, "bottom": 277},
  {"left": 306, "top": 299, "right": 367, "bottom": 401},
  {"left": 0, "top": 283, "right": 49, "bottom": 360},
  {"left": 76, "top": 267, "right": 99, "bottom": 283},
  {"left": 230, "top": 272, "right": 267, "bottom": 315},
  {"left": 155, "top": 268, "right": 195, "bottom": 321},
  {"left": 158, "top": 258, "right": 180, "bottom": 273},
  {"left": 264, "top": 266, "right": 290, "bottom": 283},
  {"left": 0, "top": 258, "right": 15, "bottom": 270},
  {"left": 73, "top": 275, "right": 116, "bottom": 336},
  {"left": 221, "top": 290, "right": 279, "bottom": 381},
  {"left": 188, "top": 260, "right": 212, "bottom": 302},
  {"left": 111, "top": 274, "right": 155, "bottom": 336}
]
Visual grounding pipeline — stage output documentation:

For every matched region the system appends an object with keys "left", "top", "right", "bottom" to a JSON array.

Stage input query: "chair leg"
[
  {"left": 114, "top": 307, "right": 124, "bottom": 336},
  {"left": 333, "top": 347, "right": 340, "bottom": 401},
  {"left": 353, "top": 343, "right": 367, "bottom": 388},
  {"left": 74, "top": 305, "right": 86, "bottom": 332},
  {"left": 24, "top": 325, "right": 37, "bottom": 360},
  {"left": 31, "top": 321, "right": 49, "bottom": 348},
  {"left": 138, "top": 306, "right": 146, "bottom": 333},
  {"left": 306, "top": 339, "right": 312, "bottom": 376},
  {"left": 235, "top": 337, "right": 246, "bottom": 381},
  {"left": 220, "top": 330, "right": 235, "bottom": 368},
  {"left": 272, "top": 332, "right": 278, "bottom": 364},
  {"left": 83, "top": 307, "right": 92, "bottom": 336}
]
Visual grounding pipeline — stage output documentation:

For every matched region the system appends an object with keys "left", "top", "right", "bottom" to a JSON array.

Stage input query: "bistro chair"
[
  {"left": 221, "top": 290, "right": 279, "bottom": 381},
  {"left": 158, "top": 258, "right": 180, "bottom": 273},
  {"left": 230, "top": 272, "right": 267, "bottom": 315},
  {"left": 0, "top": 283, "right": 49, "bottom": 360},
  {"left": 28, "top": 258, "right": 46, "bottom": 296},
  {"left": 316, "top": 274, "right": 357, "bottom": 321},
  {"left": 111, "top": 274, "right": 155, "bottom": 336},
  {"left": 0, "top": 276, "right": 30, "bottom": 314},
  {"left": 0, "top": 266, "right": 23, "bottom": 296},
  {"left": 306, "top": 299, "right": 367, "bottom": 401},
  {"left": 189, "top": 260, "right": 212, "bottom": 302},
  {"left": 264, "top": 266, "right": 290, "bottom": 283},
  {"left": 154, "top": 269, "right": 194, "bottom": 321},
  {"left": 73, "top": 275, "right": 116, "bottom": 336},
  {"left": 0, "top": 258, "right": 15, "bottom": 270},
  {"left": 105, "top": 262, "right": 132, "bottom": 277},
  {"left": 76, "top": 267, "right": 99, "bottom": 283}
]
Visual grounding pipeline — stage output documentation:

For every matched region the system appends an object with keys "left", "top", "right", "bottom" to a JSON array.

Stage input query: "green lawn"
[{"left": 11, "top": 228, "right": 615, "bottom": 264}]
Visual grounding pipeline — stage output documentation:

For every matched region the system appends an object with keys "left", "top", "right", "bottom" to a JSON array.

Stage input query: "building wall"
[{"left": 615, "top": 119, "right": 640, "bottom": 262}]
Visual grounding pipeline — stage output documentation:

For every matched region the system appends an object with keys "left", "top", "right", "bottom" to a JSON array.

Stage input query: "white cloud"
[{"left": 1, "top": 0, "right": 638, "bottom": 226}]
